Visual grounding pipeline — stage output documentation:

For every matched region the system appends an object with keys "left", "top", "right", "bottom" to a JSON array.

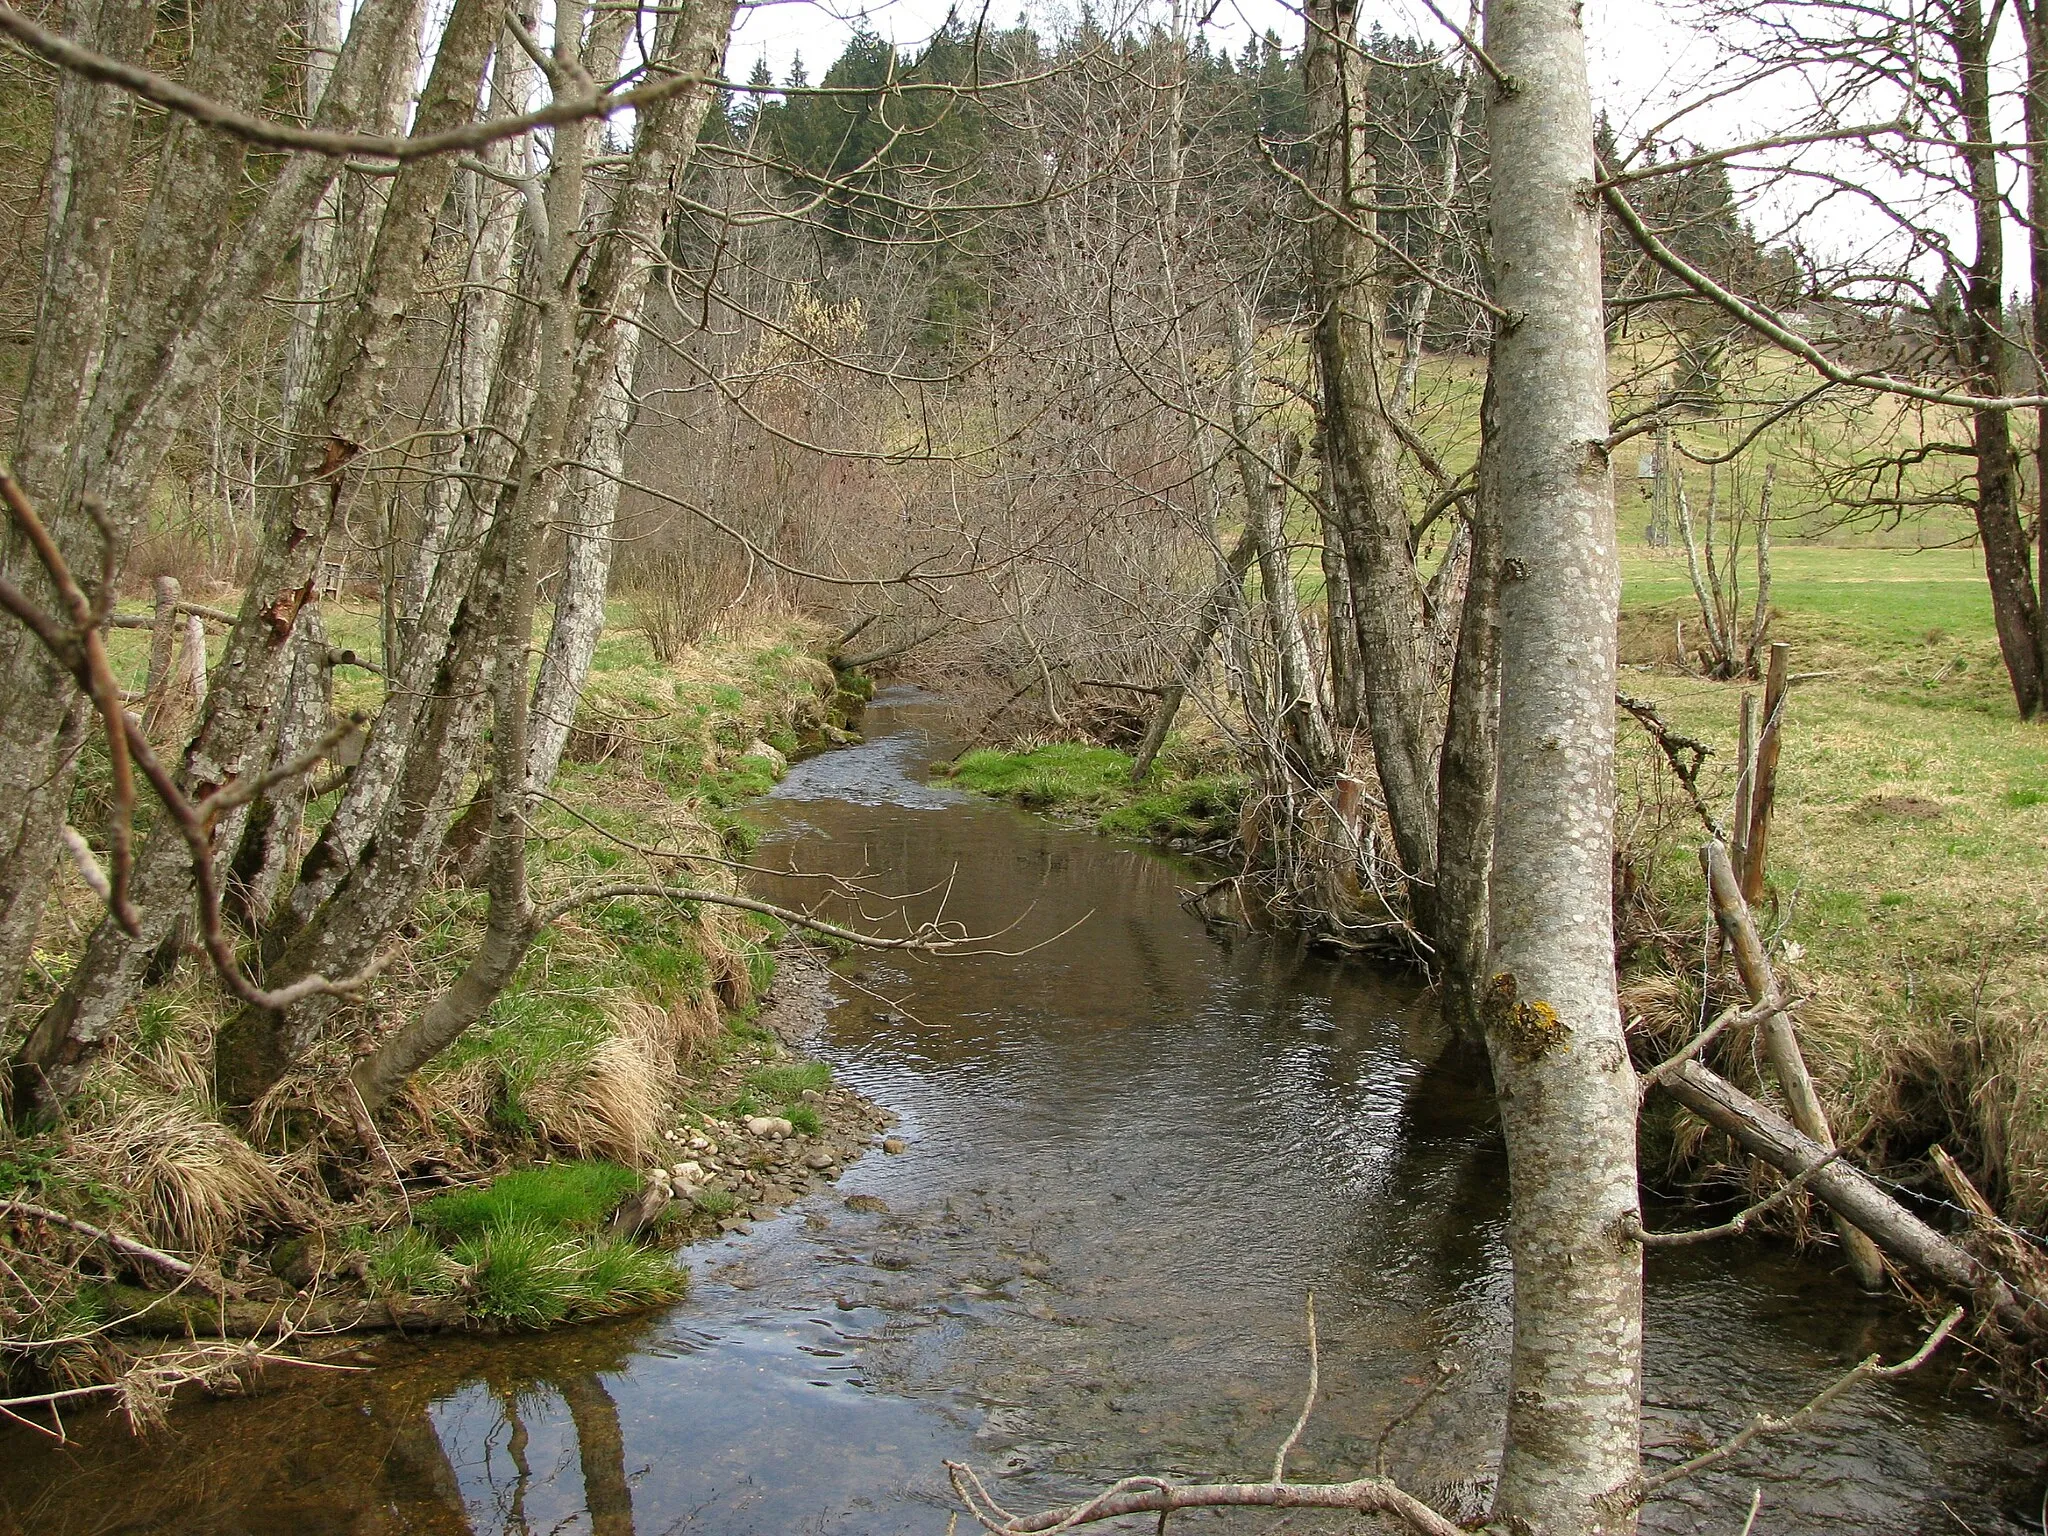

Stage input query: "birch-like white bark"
[{"left": 1481, "top": 0, "right": 1643, "bottom": 1525}]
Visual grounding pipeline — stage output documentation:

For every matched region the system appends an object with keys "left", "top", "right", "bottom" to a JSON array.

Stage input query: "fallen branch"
[
  {"left": 1640, "top": 1306, "right": 1962, "bottom": 1496},
  {"left": 1625, "top": 1152, "right": 1842, "bottom": 1246},
  {"left": 109, "top": 601, "right": 239, "bottom": 629},
  {"left": 0, "top": 1199, "right": 211, "bottom": 1292},
  {"left": 1655, "top": 1061, "right": 2035, "bottom": 1332},
  {"left": 948, "top": 1292, "right": 1463, "bottom": 1536},
  {"left": 947, "top": 1467, "right": 1466, "bottom": 1536},
  {"left": 94, "top": 1283, "right": 467, "bottom": 1337}
]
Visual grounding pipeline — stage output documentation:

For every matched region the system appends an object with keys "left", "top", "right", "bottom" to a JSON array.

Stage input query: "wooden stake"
[
  {"left": 1740, "top": 641, "right": 1789, "bottom": 906},
  {"left": 1732, "top": 691, "right": 1757, "bottom": 883}
]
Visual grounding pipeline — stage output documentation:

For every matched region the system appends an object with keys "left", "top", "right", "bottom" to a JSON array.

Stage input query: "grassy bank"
[
  {"left": 2, "top": 604, "right": 885, "bottom": 1417},
  {"left": 939, "top": 740, "right": 1246, "bottom": 845},
  {"left": 1615, "top": 544, "right": 2048, "bottom": 1227}
]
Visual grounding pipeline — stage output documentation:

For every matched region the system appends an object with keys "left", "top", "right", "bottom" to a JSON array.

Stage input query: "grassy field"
[{"left": 1615, "top": 541, "right": 2048, "bottom": 1224}]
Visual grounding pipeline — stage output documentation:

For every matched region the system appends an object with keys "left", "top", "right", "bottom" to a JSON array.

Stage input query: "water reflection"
[{"left": 1, "top": 687, "right": 2038, "bottom": 1536}]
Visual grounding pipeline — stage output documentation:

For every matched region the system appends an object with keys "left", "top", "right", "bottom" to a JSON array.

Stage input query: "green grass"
[
  {"left": 747, "top": 1060, "right": 830, "bottom": 1101},
  {"left": 417, "top": 1160, "right": 642, "bottom": 1241},
  {"left": 389, "top": 1162, "right": 688, "bottom": 1326},
  {"left": 946, "top": 743, "right": 1244, "bottom": 843},
  {"left": 452, "top": 1221, "right": 588, "bottom": 1326},
  {"left": 786, "top": 1104, "right": 822, "bottom": 1136},
  {"left": 362, "top": 1226, "right": 461, "bottom": 1298}
]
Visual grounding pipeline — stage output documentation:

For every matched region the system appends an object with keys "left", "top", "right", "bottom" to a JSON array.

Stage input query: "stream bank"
[
  {"left": 1, "top": 686, "right": 2040, "bottom": 1535},
  {"left": 0, "top": 619, "right": 878, "bottom": 1409}
]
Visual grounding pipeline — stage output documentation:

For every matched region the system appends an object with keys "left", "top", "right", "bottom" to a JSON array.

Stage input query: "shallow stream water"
[{"left": 2, "top": 687, "right": 2039, "bottom": 1534}]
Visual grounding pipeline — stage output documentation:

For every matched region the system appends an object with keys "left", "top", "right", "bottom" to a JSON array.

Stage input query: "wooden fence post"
[{"left": 1740, "top": 641, "right": 1789, "bottom": 906}]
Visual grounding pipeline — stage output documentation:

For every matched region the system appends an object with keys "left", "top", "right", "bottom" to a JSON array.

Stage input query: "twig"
[
  {"left": 1638, "top": 1306, "right": 1963, "bottom": 1497},
  {"left": 1636, "top": 993, "right": 1797, "bottom": 1101},
  {"left": 1618, "top": 690, "right": 1725, "bottom": 841},
  {"left": 946, "top": 1463, "right": 1465, "bottom": 1536},
  {"left": 1272, "top": 1293, "right": 1318, "bottom": 1484},
  {"left": 1624, "top": 1152, "right": 1843, "bottom": 1247},
  {"left": 0, "top": 1198, "right": 211, "bottom": 1291},
  {"left": 947, "top": 1293, "right": 1462, "bottom": 1536}
]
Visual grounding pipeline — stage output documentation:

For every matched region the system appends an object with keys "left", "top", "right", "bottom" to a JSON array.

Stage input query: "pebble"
[
  {"left": 745, "top": 1115, "right": 794, "bottom": 1139},
  {"left": 800, "top": 1089, "right": 824, "bottom": 1104},
  {"left": 844, "top": 1194, "right": 889, "bottom": 1214},
  {"left": 883, "top": 1138, "right": 907, "bottom": 1155},
  {"left": 805, "top": 1150, "right": 837, "bottom": 1170},
  {"left": 874, "top": 1248, "right": 921, "bottom": 1271}
]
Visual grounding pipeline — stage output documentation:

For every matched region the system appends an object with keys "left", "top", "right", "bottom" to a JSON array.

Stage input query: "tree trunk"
[
  {"left": 1228, "top": 292, "right": 1334, "bottom": 778},
  {"left": 1433, "top": 380, "right": 1502, "bottom": 1046},
  {"left": 1481, "top": 0, "right": 1642, "bottom": 1525},
  {"left": 229, "top": 605, "right": 336, "bottom": 926},
  {"left": 1953, "top": 0, "right": 2043, "bottom": 719},
  {"left": 1303, "top": 0, "right": 1440, "bottom": 908},
  {"left": 12, "top": 0, "right": 494, "bottom": 1115},
  {"left": 525, "top": 0, "right": 739, "bottom": 797}
]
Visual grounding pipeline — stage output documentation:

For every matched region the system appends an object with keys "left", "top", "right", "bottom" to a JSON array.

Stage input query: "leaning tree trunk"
[
  {"left": 1303, "top": 0, "right": 1441, "bottom": 912},
  {"left": 12, "top": 0, "right": 492, "bottom": 1114},
  {"left": 524, "top": 0, "right": 739, "bottom": 797},
  {"left": 1481, "top": 0, "right": 1643, "bottom": 1526},
  {"left": 1130, "top": 532, "right": 1256, "bottom": 783}
]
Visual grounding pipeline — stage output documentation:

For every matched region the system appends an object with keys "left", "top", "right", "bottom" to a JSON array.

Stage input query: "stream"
[{"left": 2, "top": 686, "right": 2038, "bottom": 1534}]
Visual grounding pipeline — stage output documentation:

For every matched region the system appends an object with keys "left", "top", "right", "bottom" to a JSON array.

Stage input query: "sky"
[{"left": 726, "top": 0, "right": 1712, "bottom": 138}]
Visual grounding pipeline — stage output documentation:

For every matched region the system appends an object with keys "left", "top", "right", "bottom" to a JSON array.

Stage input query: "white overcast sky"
[{"left": 728, "top": 0, "right": 1711, "bottom": 137}]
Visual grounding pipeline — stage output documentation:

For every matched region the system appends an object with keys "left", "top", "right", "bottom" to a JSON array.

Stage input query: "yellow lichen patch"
[{"left": 1486, "top": 972, "right": 1572, "bottom": 1062}]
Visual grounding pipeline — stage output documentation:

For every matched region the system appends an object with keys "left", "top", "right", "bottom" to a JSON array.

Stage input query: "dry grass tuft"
[
  {"left": 522, "top": 1025, "right": 664, "bottom": 1166},
  {"left": 71, "top": 1089, "right": 292, "bottom": 1254}
]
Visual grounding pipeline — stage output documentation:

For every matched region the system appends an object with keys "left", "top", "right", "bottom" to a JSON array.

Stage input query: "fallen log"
[
  {"left": 99, "top": 1284, "right": 469, "bottom": 1337},
  {"left": 1656, "top": 1061, "right": 2036, "bottom": 1335}
]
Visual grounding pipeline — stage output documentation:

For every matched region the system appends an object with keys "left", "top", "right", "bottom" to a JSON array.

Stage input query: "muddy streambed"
[{"left": 2, "top": 687, "right": 2039, "bottom": 1534}]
